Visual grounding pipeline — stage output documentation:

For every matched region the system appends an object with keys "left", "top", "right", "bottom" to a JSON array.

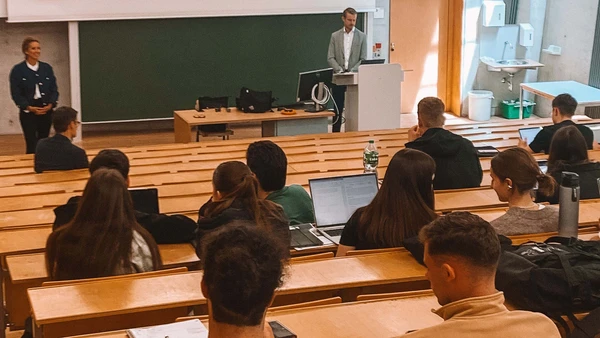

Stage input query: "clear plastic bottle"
[{"left": 363, "top": 140, "right": 379, "bottom": 174}]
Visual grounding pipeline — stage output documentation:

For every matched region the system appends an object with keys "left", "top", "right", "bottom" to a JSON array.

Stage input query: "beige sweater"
[{"left": 402, "top": 292, "right": 560, "bottom": 338}]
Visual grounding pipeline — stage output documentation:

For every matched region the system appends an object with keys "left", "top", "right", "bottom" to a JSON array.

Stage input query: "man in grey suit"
[{"left": 327, "top": 7, "right": 367, "bottom": 132}]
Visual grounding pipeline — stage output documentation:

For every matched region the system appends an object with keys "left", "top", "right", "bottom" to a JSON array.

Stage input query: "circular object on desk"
[{"left": 281, "top": 110, "right": 297, "bottom": 115}]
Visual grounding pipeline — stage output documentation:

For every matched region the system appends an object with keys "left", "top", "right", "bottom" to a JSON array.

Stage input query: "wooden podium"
[{"left": 333, "top": 63, "right": 404, "bottom": 131}]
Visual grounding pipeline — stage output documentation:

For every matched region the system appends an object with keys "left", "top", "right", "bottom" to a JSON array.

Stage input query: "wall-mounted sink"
[{"left": 480, "top": 57, "right": 544, "bottom": 75}]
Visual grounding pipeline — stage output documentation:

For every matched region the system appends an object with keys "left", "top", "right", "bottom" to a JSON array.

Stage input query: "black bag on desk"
[
  {"left": 236, "top": 87, "right": 275, "bottom": 113},
  {"left": 195, "top": 96, "right": 229, "bottom": 132}
]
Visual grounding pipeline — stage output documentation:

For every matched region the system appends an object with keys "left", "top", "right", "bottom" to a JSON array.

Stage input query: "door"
[{"left": 390, "top": 0, "right": 461, "bottom": 114}]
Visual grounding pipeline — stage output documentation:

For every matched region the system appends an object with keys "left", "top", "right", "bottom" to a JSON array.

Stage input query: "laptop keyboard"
[{"left": 324, "top": 229, "right": 344, "bottom": 237}]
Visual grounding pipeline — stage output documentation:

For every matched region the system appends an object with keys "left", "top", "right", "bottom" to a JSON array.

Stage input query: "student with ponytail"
[
  {"left": 489, "top": 148, "right": 558, "bottom": 235},
  {"left": 196, "top": 161, "right": 290, "bottom": 257},
  {"left": 540, "top": 126, "right": 600, "bottom": 204}
]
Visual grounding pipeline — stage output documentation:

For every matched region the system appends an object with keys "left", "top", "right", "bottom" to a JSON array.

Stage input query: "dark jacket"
[
  {"left": 538, "top": 161, "right": 600, "bottom": 204},
  {"left": 405, "top": 128, "right": 483, "bottom": 190},
  {"left": 9, "top": 61, "right": 59, "bottom": 110},
  {"left": 53, "top": 196, "right": 198, "bottom": 244},
  {"left": 529, "top": 120, "right": 594, "bottom": 154},
  {"left": 34, "top": 134, "right": 89, "bottom": 173},
  {"left": 196, "top": 199, "right": 291, "bottom": 257}
]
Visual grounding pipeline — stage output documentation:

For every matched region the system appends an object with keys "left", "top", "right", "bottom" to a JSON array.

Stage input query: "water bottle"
[
  {"left": 558, "top": 172, "right": 580, "bottom": 238},
  {"left": 363, "top": 140, "right": 379, "bottom": 174}
]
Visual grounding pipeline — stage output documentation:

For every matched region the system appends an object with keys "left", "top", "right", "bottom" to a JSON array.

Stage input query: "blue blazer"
[{"left": 9, "top": 61, "right": 59, "bottom": 111}]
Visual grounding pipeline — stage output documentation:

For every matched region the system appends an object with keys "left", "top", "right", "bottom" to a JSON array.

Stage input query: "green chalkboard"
[{"left": 79, "top": 14, "right": 363, "bottom": 122}]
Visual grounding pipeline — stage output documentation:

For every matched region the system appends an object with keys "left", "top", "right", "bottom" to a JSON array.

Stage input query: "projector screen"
[{"left": 7, "top": 0, "right": 376, "bottom": 22}]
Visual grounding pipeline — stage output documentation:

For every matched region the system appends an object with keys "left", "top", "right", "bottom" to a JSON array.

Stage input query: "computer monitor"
[
  {"left": 296, "top": 68, "right": 333, "bottom": 112},
  {"left": 361, "top": 59, "right": 385, "bottom": 65}
]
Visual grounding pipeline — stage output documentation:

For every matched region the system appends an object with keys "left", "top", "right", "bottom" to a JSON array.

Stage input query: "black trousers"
[
  {"left": 331, "top": 85, "right": 347, "bottom": 133},
  {"left": 19, "top": 110, "right": 53, "bottom": 154}
]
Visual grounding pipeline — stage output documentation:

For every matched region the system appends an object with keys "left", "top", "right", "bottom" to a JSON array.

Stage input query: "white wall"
[
  {"left": 0, "top": 21, "right": 70, "bottom": 135},
  {"left": 7, "top": 0, "right": 375, "bottom": 22},
  {"left": 0, "top": 0, "right": 6, "bottom": 18},
  {"left": 373, "top": 0, "right": 390, "bottom": 62},
  {"left": 536, "top": 0, "right": 599, "bottom": 117},
  {"left": 461, "top": 0, "right": 547, "bottom": 117}
]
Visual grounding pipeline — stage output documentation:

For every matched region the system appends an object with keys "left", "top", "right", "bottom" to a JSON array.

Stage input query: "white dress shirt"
[{"left": 343, "top": 27, "right": 355, "bottom": 71}]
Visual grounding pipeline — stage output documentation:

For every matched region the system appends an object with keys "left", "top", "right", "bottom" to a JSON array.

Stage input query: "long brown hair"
[
  {"left": 491, "top": 148, "right": 556, "bottom": 197},
  {"left": 357, "top": 149, "right": 438, "bottom": 247},
  {"left": 205, "top": 161, "right": 284, "bottom": 229},
  {"left": 46, "top": 168, "right": 162, "bottom": 280},
  {"left": 548, "top": 125, "right": 590, "bottom": 173}
]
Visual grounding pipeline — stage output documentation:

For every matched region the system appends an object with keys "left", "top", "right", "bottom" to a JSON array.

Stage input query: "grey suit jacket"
[{"left": 327, "top": 28, "right": 367, "bottom": 73}]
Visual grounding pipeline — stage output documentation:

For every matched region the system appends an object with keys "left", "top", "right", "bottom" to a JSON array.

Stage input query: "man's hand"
[
  {"left": 517, "top": 138, "right": 528, "bottom": 149},
  {"left": 408, "top": 125, "right": 421, "bottom": 142}
]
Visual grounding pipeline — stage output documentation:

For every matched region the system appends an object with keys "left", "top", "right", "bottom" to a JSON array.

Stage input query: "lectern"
[{"left": 333, "top": 63, "right": 404, "bottom": 131}]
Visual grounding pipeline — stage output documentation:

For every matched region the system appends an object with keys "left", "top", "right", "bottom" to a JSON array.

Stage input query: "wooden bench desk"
[
  {"left": 174, "top": 109, "right": 335, "bottom": 143},
  {"left": 28, "top": 251, "right": 428, "bottom": 337},
  {"left": 4, "top": 244, "right": 199, "bottom": 330},
  {"left": 67, "top": 294, "right": 442, "bottom": 338}
]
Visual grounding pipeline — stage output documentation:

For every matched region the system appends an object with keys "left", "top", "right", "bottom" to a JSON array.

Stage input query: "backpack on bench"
[{"left": 496, "top": 235, "right": 600, "bottom": 337}]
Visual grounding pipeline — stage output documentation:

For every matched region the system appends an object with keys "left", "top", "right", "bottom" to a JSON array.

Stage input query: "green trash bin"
[{"left": 501, "top": 100, "right": 536, "bottom": 119}]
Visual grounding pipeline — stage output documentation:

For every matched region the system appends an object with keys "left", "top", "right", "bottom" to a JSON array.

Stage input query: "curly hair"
[{"left": 200, "top": 222, "right": 289, "bottom": 326}]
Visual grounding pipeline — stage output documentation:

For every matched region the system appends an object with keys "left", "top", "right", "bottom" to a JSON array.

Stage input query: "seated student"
[
  {"left": 518, "top": 93, "right": 594, "bottom": 154},
  {"left": 246, "top": 140, "right": 315, "bottom": 225},
  {"left": 197, "top": 161, "right": 290, "bottom": 257},
  {"left": 403, "top": 212, "right": 560, "bottom": 338},
  {"left": 336, "top": 149, "right": 438, "bottom": 256},
  {"left": 34, "top": 106, "right": 88, "bottom": 173},
  {"left": 53, "top": 149, "right": 197, "bottom": 244},
  {"left": 540, "top": 125, "right": 600, "bottom": 204},
  {"left": 489, "top": 148, "right": 558, "bottom": 236},
  {"left": 46, "top": 168, "right": 162, "bottom": 280},
  {"left": 406, "top": 97, "right": 482, "bottom": 190},
  {"left": 200, "top": 223, "right": 288, "bottom": 338}
]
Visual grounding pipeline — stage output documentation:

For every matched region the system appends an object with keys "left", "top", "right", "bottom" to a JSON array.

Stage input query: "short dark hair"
[
  {"left": 22, "top": 37, "right": 39, "bottom": 55},
  {"left": 419, "top": 212, "right": 500, "bottom": 270},
  {"left": 89, "top": 149, "right": 130, "bottom": 179},
  {"left": 552, "top": 93, "right": 578, "bottom": 116},
  {"left": 52, "top": 106, "right": 78, "bottom": 133},
  {"left": 246, "top": 141, "right": 287, "bottom": 192},
  {"left": 343, "top": 7, "right": 358, "bottom": 17},
  {"left": 418, "top": 97, "right": 446, "bottom": 128},
  {"left": 201, "top": 223, "right": 288, "bottom": 326}
]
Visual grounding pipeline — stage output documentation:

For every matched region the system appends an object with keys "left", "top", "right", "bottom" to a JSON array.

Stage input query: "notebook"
[
  {"left": 126, "top": 319, "right": 207, "bottom": 338},
  {"left": 309, "top": 173, "right": 379, "bottom": 244}
]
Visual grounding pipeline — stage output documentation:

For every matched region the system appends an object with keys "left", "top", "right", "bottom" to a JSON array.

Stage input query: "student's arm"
[
  {"left": 336, "top": 244, "right": 356, "bottom": 257},
  {"left": 327, "top": 34, "right": 343, "bottom": 73},
  {"left": 517, "top": 138, "right": 535, "bottom": 154},
  {"left": 524, "top": 131, "right": 548, "bottom": 154},
  {"left": 73, "top": 149, "right": 89, "bottom": 169},
  {"left": 336, "top": 210, "right": 361, "bottom": 257}
]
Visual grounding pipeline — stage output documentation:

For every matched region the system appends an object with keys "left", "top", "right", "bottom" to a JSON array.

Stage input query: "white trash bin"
[{"left": 468, "top": 90, "right": 494, "bottom": 121}]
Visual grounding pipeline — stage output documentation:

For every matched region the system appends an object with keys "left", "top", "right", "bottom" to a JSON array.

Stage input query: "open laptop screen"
[
  {"left": 309, "top": 173, "right": 378, "bottom": 228},
  {"left": 519, "top": 127, "right": 542, "bottom": 145},
  {"left": 584, "top": 123, "right": 600, "bottom": 142},
  {"left": 129, "top": 188, "right": 160, "bottom": 214}
]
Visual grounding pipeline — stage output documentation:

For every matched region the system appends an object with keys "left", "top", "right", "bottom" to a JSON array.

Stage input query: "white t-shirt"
[{"left": 343, "top": 27, "right": 355, "bottom": 71}]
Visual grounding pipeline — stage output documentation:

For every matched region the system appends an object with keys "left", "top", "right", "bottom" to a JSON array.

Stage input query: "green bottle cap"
[{"left": 369, "top": 140, "right": 374, "bottom": 143}]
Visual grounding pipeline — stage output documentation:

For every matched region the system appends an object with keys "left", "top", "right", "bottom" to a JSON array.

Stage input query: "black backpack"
[
  {"left": 496, "top": 235, "right": 600, "bottom": 336},
  {"left": 236, "top": 87, "right": 275, "bottom": 113}
]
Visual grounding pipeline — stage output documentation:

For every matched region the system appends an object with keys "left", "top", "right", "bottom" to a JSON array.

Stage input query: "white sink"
[{"left": 480, "top": 58, "right": 544, "bottom": 74}]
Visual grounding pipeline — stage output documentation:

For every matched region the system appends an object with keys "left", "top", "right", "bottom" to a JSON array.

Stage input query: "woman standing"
[{"left": 9, "top": 37, "right": 59, "bottom": 154}]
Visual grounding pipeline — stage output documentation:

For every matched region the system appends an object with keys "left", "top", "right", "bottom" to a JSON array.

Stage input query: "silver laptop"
[
  {"left": 584, "top": 123, "right": 600, "bottom": 142},
  {"left": 308, "top": 173, "right": 379, "bottom": 244},
  {"left": 519, "top": 126, "right": 542, "bottom": 145}
]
